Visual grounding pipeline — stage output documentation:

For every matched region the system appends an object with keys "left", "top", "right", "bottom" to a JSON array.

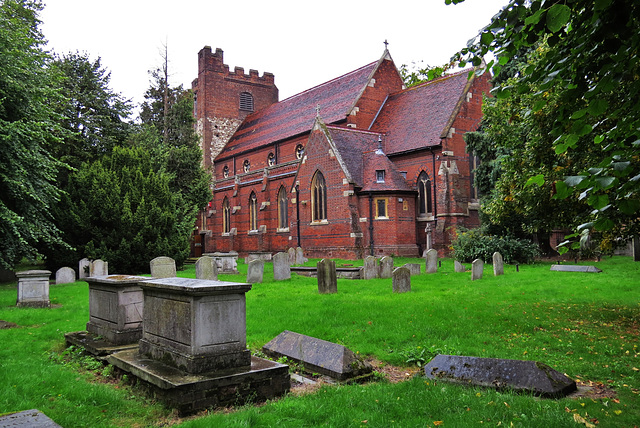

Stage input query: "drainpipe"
[
  {"left": 369, "top": 191, "right": 374, "bottom": 256},
  {"left": 295, "top": 184, "right": 301, "bottom": 247},
  {"left": 432, "top": 149, "right": 438, "bottom": 224}
]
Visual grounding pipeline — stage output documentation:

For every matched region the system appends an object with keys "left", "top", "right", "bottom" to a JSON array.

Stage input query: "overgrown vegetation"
[{"left": 451, "top": 226, "right": 540, "bottom": 264}]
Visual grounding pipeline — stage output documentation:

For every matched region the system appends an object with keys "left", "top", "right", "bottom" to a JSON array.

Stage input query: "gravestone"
[
  {"left": 392, "top": 267, "right": 411, "bottom": 293},
  {"left": 79, "top": 258, "right": 91, "bottom": 279},
  {"left": 287, "top": 247, "right": 296, "bottom": 265},
  {"left": 273, "top": 252, "right": 291, "bottom": 280},
  {"left": 0, "top": 409, "right": 62, "bottom": 428},
  {"left": 16, "top": 270, "right": 51, "bottom": 308},
  {"left": 379, "top": 256, "right": 394, "bottom": 279},
  {"left": 317, "top": 258, "right": 337, "bottom": 294},
  {"left": 550, "top": 265, "right": 602, "bottom": 273},
  {"left": 363, "top": 255, "right": 378, "bottom": 280},
  {"left": 402, "top": 263, "right": 421, "bottom": 276},
  {"left": 55, "top": 267, "right": 76, "bottom": 284},
  {"left": 471, "top": 259, "right": 484, "bottom": 281},
  {"left": 295, "top": 247, "right": 308, "bottom": 265},
  {"left": 206, "top": 251, "right": 239, "bottom": 274},
  {"left": 425, "top": 249, "right": 438, "bottom": 274},
  {"left": 195, "top": 256, "right": 218, "bottom": 280},
  {"left": 263, "top": 330, "right": 372, "bottom": 381},
  {"left": 150, "top": 256, "right": 176, "bottom": 278},
  {"left": 90, "top": 259, "right": 108, "bottom": 276},
  {"left": 633, "top": 235, "right": 640, "bottom": 262},
  {"left": 246, "top": 259, "right": 264, "bottom": 284},
  {"left": 493, "top": 252, "right": 504, "bottom": 276},
  {"left": 454, "top": 260, "right": 466, "bottom": 273},
  {"left": 424, "top": 354, "right": 577, "bottom": 398}
]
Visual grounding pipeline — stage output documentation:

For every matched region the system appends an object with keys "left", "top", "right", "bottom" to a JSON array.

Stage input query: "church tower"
[{"left": 192, "top": 46, "right": 279, "bottom": 170}]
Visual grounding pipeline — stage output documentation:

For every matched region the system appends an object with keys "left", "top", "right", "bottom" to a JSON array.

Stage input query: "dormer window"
[
  {"left": 376, "top": 170, "right": 385, "bottom": 183},
  {"left": 239, "top": 92, "right": 254, "bottom": 112}
]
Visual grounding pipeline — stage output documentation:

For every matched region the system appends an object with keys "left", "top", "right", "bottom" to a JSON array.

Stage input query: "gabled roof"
[
  {"left": 370, "top": 69, "right": 475, "bottom": 155},
  {"left": 217, "top": 57, "right": 385, "bottom": 160}
]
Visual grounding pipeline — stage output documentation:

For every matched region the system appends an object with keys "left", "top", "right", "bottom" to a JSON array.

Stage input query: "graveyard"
[{"left": 0, "top": 256, "right": 638, "bottom": 427}]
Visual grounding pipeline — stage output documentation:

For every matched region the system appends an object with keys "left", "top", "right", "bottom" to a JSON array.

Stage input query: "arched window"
[
  {"left": 311, "top": 170, "right": 327, "bottom": 222},
  {"left": 278, "top": 186, "right": 288, "bottom": 230},
  {"left": 249, "top": 191, "right": 258, "bottom": 231},
  {"left": 295, "top": 144, "right": 304, "bottom": 159},
  {"left": 417, "top": 171, "right": 432, "bottom": 216},
  {"left": 222, "top": 197, "right": 231, "bottom": 234},
  {"left": 243, "top": 159, "right": 250, "bottom": 173},
  {"left": 267, "top": 152, "right": 276, "bottom": 167},
  {"left": 239, "top": 92, "right": 254, "bottom": 112}
]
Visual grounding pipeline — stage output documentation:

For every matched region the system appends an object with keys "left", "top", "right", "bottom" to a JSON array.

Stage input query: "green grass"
[{"left": 1, "top": 257, "right": 639, "bottom": 427}]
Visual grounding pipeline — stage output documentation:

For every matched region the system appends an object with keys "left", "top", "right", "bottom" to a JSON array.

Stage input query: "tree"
[
  {"left": 451, "top": 0, "right": 640, "bottom": 251},
  {"left": 0, "top": 0, "right": 68, "bottom": 269},
  {"left": 63, "top": 146, "right": 194, "bottom": 273},
  {"left": 400, "top": 60, "right": 453, "bottom": 88}
]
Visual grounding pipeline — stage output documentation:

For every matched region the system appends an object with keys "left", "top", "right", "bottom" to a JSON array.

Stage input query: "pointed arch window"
[
  {"left": 222, "top": 197, "right": 231, "bottom": 234},
  {"left": 417, "top": 171, "right": 432, "bottom": 216},
  {"left": 311, "top": 170, "right": 327, "bottom": 222},
  {"left": 277, "top": 186, "right": 288, "bottom": 230},
  {"left": 249, "top": 191, "right": 258, "bottom": 231}
]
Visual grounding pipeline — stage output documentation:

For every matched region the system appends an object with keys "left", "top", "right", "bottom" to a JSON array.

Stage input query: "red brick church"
[{"left": 191, "top": 45, "right": 491, "bottom": 259}]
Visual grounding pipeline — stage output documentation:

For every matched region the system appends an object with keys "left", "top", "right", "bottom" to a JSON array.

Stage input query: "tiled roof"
[
  {"left": 217, "top": 61, "right": 379, "bottom": 160},
  {"left": 326, "top": 125, "right": 412, "bottom": 192},
  {"left": 370, "top": 69, "right": 474, "bottom": 155}
]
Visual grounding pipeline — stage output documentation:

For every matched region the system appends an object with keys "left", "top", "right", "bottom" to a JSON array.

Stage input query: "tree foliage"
[
  {"left": 0, "top": 0, "right": 67, "bottom": 269},
  {"left": 400, "top": 60, "right": 452, "bottom": 88},
  {"left": 451, "top": 0, "right": 640, "bottom": 251}
]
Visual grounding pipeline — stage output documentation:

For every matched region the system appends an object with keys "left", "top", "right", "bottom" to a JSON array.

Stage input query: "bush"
[{"left": 452, "top": 227, "right": 539, "bottom": 264}]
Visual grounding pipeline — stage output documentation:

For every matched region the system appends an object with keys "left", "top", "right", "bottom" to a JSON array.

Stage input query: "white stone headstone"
[
  {"left": 471, "top": 259, "right": 484, "bottom": 281},
  {"left": 246, "top": 260, "right": 264, "bottom": 284},
  {"left": 379, "top": 256, "right": 394, "bottom": 279},
  {"left": 454, "top": 260, "right": 466, "bottom": 273},
  {"left": 149, "top": 256, "right": 176, "bottom": 278},
  {"left": 425, "top": 249, "right": 438, "bottom": 274},
  {"left": 272, "top": 252, "right": 291, "bottom": 280},
  {"left": 493, "top": 252, "right": 504, "bottom": 276},
  {"left": 392, "top": 267, "right": 411, "bottom": 293},
  {"left": 55, "top": 267, "right": 76, "bottom": 284},
  {"left": 196, "top": 256, "right": 218, "bottom": 280},
  {"left": 363, "top": 256, "right": 378, "bottom": 280}
]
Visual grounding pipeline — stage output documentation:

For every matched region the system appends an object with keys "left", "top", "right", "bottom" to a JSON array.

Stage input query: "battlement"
[{"left": 198, "top": 46, "right": 275, "bottom": 85}]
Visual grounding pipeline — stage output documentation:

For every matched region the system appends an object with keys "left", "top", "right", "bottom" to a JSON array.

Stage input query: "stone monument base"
[
  {"left": 65, "top": 331, "right": 139, "bottom": 357},
  {"left": 108, "top": 349, "right": 290, "bottom": 414}
]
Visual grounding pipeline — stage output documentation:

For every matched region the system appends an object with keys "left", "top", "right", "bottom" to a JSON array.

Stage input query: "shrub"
[{"left": 452, "top": 227, "right": 539, "bottom": 264}]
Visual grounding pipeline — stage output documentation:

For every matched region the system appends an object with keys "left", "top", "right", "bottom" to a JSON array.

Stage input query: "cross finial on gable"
[
  {"left": 384, "top": 39, "right": 389, "bottom": 50},
  {"left": 316, "top": 104, "right": 320, "bottom": 117}
]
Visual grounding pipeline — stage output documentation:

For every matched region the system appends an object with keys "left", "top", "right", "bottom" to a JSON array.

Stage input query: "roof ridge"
[
  {"left": 391, "top": 68, "right": 474, "bottom": 96},
  {"left": 326, "top": 125, "right": 383, "bottom": 136}
]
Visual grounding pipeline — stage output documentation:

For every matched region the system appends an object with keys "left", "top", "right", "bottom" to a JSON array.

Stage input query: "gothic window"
[
  {"left": 239, "top": 92, "right": 254, "bottom": 112},
  {"left": 223, "top": 165, "right": 229, "bottom": 178},
  {"left": 277, "top": 186, "right": 288, "bottom": 230},
  {"left": 243, "top": 159, "right": 250, "bottom": 173},
  {"left": 249, "top": 192, "right": 258, "bottom": 231},
  {"left": 222, "top": 197, "right": 231, "bottom": 234},
  {"left": 295, "top": 144, "right": 304, "bottom": 159},
  {"left": 311, "top": 170, "right": 327, "bottom": 222},
  {"left": 268, "top": 152, "right": 276, "bottom": 167},
  {"left": 417, "top": 171, "right": 432, "bottom": 216}
]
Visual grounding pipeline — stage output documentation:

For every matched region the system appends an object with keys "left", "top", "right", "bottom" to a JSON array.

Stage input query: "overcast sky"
[{"left": 40, "top": 0, "right": 508, "bottom": 115}]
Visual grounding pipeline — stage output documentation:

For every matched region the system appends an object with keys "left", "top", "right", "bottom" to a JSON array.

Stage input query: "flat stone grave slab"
[
  {"left": 262, "top": 330, "right": 372, "bottom": 381},
  {"left": 550, "top": 265, "right": 602, "bottom": 273},
  {"left": 108, "top": 349, "right": 289, "bottom": 415},
  {"left": 291, "top": 266, "right": 362, "bottom": 279},
  {"left": 424, "top": 354, "right": 577, "bottom": 398},
  {"left": 0, "top": 409, "right": 61, "bottom": 428}
]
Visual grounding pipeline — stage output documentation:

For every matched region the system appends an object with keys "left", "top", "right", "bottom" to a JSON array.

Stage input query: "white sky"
[{"left": 40, "top": 0, "right": 508, "bottom": 115}]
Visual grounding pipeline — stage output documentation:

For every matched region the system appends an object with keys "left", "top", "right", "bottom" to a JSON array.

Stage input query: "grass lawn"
[{"left": 0, "top": 256, "right": 638, "bottom": 427}]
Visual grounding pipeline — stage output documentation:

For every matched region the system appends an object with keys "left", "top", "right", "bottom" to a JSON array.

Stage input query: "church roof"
[
  {"left": 218, "top": 60, "right": 380, "bottom": 160},
  {"left": 370, "top": 69, "right": 474, "bottom": 155}
]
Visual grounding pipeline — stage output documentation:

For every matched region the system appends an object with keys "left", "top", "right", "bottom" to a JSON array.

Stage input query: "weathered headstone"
[
  {"left": 263, "top": 330, "right": 372, "bottom": 381},
  {"left": 288, "top": 247, "right": 296, "bottom": 265},
  {"left": 246, "top": 259, "right": 264, "bottom": 284},
  {"left": 195, "top": 256, "right": 218, "bottom": 280},
  {"left": 16, "top": 270, "right": 51, "bottom": 308},
  {"left": 295, "top": 247, "right": 308, "bottom": 265},
  {"left": 425, "top": 249, "right": 438, "bottom": 273},
  {"left": 149, "top": 256, "right": 176, "bottom": 278},
  {"left": 379, "top": 256, "right": 394, "bottom": 279},
  {"left": 493, "top": 252, "right": 504, "bottom": 276},
  {"left": 402, "top": 263, "right": 421, "bottom": 276},
  {"left": 90, "top": 259, "right": 108, "bottom": 277},
  {"left": 550, "top": 265, "right": 602, "bottom": 273},
  {"left": 471, "top": 259, "right": 484, "bottom": 281},
  {"left": 0, "top": 409, "right": 62, "bottom": 428},
  {"left": 317, "top": 258, "right": 337, "bottom": 294},
  {"left": 55, "top": 267, "right": 76, "bottom": 284},
  {"left": 454, "top": 260, "right": 466, "bottom": 273},
  {"left": 424, "top": 354, "right": 577, "bottom": 398},
  {"left": 363, "top": 255, "right": 378, "bottom": 280},
  {"left": 633, "top": 235, "right": 640, "bottom": 262},
  {"left": 79, "top": 258, "right": 91, "bottom": 279},
  {"left": 273, "top": 252, "right": 291, "bottom": 280},
  {"left": 392, "top": 267, "right": 411, "bottom": 293}
]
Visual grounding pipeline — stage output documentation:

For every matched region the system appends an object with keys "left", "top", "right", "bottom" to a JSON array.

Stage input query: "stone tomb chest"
[
  {"left": 16, "top": 270, "right": 51, "bottom": 308},
  {"left": 138, "top": 277, "right": 251, "bottom": 373},
  {"left": 86, "top": 275, "right": 148, "bottom": 345}
]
